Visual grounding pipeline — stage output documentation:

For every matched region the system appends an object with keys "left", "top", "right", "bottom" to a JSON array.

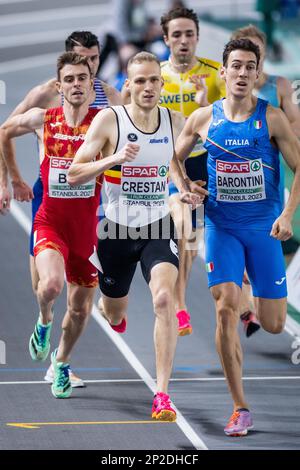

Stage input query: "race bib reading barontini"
[{"left": 216, "top": 158, "right": 266, "bottom": 202}]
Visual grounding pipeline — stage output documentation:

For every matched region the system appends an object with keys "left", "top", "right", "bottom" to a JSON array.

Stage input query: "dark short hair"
[
  {"left": 223, "top": 38, "right": 260, "bottom": 67},
  {"left": 57, "top": 52, "right": 92, "bottom": 80},
  {"left": 160, "top": 7, "right": 199, "bottom": 37},
  {"left": 65, "top": 31, "right": 100, "bottom": 53}
]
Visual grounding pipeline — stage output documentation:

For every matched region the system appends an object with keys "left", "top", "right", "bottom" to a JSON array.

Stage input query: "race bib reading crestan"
[{"left": 119, "top": 165, "right": 168, "bottom": 208}]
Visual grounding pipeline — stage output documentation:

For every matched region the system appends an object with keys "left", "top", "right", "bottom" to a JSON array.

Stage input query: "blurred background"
[
  {"left": 1, "top": 1, "right": 300, "bottom": 77},
  {"left": 0, "top": 4, "right": 300, "bottom": 452}
]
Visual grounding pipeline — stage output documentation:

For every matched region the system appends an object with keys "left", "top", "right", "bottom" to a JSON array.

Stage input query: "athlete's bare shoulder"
[
  {"left": 266, "top": 103, "right": 290, "bottom": 137},
  {"left": 169, "top": 109, "right": 185, "bottom": 138},
  {"left": 266, "top": 102, "right": 284, "bottom": 120},
  {"left": 87, "top": 106, "right": 117, "bottom": 138},
  {"left": 276, "top": 75, "right": 292, "bottom": 96},
  {"left": 23, "top": 79, "right": 59, "bottom": 108},
  {"left": 185, "top": 104, "right": 213, "bottom": 142},
  {"left": 100, "top": 80, "right": 122, "bottom": 105},
  {"left": 7, "top": 78, "right": 59, "bottom": 119},
  {"left": 191, "top": 104, "right": 213, "bottom": 127}
]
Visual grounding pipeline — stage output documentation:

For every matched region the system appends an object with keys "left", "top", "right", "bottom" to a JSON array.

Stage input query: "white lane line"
[
  {"left": 0, "top": 0, "right": 192, "bottom": 27},
  {"left": 90, "top": 305, "right": 208, "bottom": 450},
  {"left": 0, "top": 5, "right": 108, "bottom": 27},
  {"left": 10, "top": 200, "right": 31, "bottom": 234},
  {"left": 285, "top": 311, "right": 300, "bottom": 338},
  {"left": 0, "top": 53, "right": 59, "bottom": 74},
  {"left": 0, "top": 0, "right": 34, "bottom": 3},
  {"left": 1, "top": 376, "right": 300, "bottom": 385},
  {"left": 0, "top": 26, "right": 100, "bottom": 49},
  {"left": 9, "top": 202, "right": 208, "bottom": 451}
]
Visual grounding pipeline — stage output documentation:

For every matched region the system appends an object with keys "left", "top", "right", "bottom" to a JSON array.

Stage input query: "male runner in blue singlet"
[
  {"left": 175, "top": 38, "right": 300, "bottom": 436},
  {"left": 231, "top": 25, "right": 300, "bottom": 335}
]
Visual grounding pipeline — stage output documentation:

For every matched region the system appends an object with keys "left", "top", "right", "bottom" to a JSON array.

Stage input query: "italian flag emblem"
[
  {"left": 206, "top": 262, "right": 214, "bottom": 273},
  {"left": 254, "top": 120, "right": 262, "bottom": 129}
]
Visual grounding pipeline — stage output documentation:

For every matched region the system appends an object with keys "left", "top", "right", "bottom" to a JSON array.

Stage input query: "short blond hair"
[
  {"left": 127, "top": 51, "right": 160, "bottom": 74},
  {"left": 231, "top": 24, "right": 266, "bottom": 47}
]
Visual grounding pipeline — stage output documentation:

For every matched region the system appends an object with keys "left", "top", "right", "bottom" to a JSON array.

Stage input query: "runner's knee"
[
  {"left": 216, "top": 300, "right": 238, "bottom": 332},
  {"left": 260, "top": 317, "right": 285, "bottom": 334},
  {"left": 153, "top": 289, "right": 173, "bottom": 316},
  {"left": 39, "top": 276, "right": 63, "bottom": 300},
  {"left": 68, "top": 302, "right": 92, "bottom": 323}
]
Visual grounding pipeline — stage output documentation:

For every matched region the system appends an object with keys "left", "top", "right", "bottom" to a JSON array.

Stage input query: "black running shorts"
[{"left": 97, "top": 215, "right": 179, "bottom": 298}]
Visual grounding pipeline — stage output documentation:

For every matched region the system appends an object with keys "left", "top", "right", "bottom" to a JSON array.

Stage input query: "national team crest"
[
  {"left": 206, "top": 262, "right": 214, "bottom": 273},
  {"left": 253, "top": 120, "right": 262, "bottom": 130}
]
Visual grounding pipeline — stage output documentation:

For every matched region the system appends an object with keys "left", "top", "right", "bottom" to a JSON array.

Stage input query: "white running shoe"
[{"left": 44, "top": 363, "right": 85, "bottom": 388}]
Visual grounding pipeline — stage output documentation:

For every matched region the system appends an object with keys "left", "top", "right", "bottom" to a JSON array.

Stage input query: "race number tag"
[
  {"left": 216, "top": 159, "right": 266, "bottom": 203},
  {"left": 48, "top": 157, "right": 96, "bottom": 198},
  {"left": 119, "top": 165, "right": 168, "bottom": 208}
]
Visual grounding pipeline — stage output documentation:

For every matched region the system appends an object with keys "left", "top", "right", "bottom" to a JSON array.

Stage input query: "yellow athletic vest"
[{"left": 160, "top": 57, "right": 225, "bottom": 156}]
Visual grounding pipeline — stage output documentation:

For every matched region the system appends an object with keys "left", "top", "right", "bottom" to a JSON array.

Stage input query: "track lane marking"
[
  {"left": 1, "top": 376, "right": 300, "bottom": 385},
  {"left": 8, "top": 201, "right": 208, "bottom": 450},
  {"left": 7, "top": 420, "right": 173, "bottom": 430}
]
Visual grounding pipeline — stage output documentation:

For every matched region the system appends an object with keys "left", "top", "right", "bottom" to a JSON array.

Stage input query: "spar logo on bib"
[
  {"left": 158, "top": 166, "right": 168, "bottom": 177},
  {"left": 250, "top": 160, "right": 261, "bottom": 171},
  {"left": 122, "top": 166, "right": 158, "bottom": 178}
]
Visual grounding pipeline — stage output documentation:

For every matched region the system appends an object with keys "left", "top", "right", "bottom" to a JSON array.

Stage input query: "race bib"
[
  {"left": 48, "top": 157, "right": 96, "bottom": 199},
  {"left": 119, "top": 165, "right": 168, "bottom": 208},
  {"left": 216, "top": 159, "right": 266, "bottom": 203}
]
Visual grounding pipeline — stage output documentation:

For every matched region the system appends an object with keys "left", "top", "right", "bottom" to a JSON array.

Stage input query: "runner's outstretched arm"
[
  {"left": 68, "top": 108, "right": 139, "bottom": 185},
  {"left": 173, "top": 106, "right": 212, "bottom": 199},
  {"left": 0, "top": 108, "right": 45, "bottom": 201},
  {"left": 0, "top": 155, "right": 10, "bottom": 214},
  {"left": 268, "top": 106, "right": 300, "bottom": 241},
  {"left": 168, "top": 110, "right": 207, "bottom": 206},
  {"left": 0, "top": 80, "right": 57, "bottom": 204}
]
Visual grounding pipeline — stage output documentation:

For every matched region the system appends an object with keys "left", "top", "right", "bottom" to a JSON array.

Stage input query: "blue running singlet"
[
  {"left": 203, "top": 98, "right": 282, "bottom": 231},
  {"left": 203, "top": 98, "right": 287, "bottom": 298}
]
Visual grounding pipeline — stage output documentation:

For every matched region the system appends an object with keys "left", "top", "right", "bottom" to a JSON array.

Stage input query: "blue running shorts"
[
  {"left": 204, "top": 225, "right": 287, "bottom": 299},
  {"left": 29, "top": 176, "right": 43, "bottom": 256}
]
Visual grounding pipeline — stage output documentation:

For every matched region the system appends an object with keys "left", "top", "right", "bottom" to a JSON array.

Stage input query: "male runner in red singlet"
[
  {"left": 0, "top": 31, "right": 122, "bottom": 387},
  {"left": 0, "top": 52, "right": 102, "bottom": 399}
]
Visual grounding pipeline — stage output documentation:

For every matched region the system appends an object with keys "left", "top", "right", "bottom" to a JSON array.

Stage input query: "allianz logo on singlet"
[
  {"left": 149, "top": 137, "right": 169, "bottom": 144},
  {"left": 224, "top": 139, "right": 249, "bottom": 146},
  {"left": 53, "top": 133, "right": 85, "bottom": 142}
]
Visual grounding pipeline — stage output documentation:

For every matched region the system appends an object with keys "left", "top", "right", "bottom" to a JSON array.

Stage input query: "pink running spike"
[
  {"left": 176, "top": 310, "right": 193, "bottom": 336},
  {"left": 110, "top": 317, "right": 127, "bottom": 333},
  {"left": 224, "top": 410, "right": 254, "bottom": 436},
  {"left": 152, "top": 392, "right": 176, "bottom": 422}
]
